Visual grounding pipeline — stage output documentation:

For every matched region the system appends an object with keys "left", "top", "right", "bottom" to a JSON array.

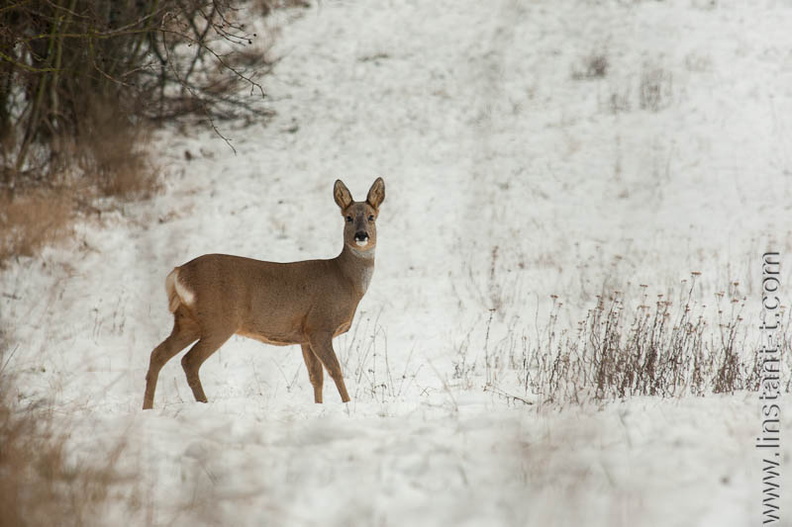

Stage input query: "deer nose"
[{"left": 354, "top": 231, "right": 369, "bottom": 246}]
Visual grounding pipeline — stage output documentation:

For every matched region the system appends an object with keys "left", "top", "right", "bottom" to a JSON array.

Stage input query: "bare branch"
[{"left": 2, "top": 0, "right": 289, "bottom": 178}]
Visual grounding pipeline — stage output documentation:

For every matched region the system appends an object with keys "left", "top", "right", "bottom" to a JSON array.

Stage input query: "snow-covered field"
[{"left": 2, "top": 0, "right": 792, "bottom": 525}]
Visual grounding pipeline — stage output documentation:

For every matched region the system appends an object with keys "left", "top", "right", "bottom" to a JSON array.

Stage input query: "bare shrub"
[
  {"left": 1, "top": 0, "right": 273, "bottom": 163},
  {"left": 0, "top": 100, "right": 159, "bottom": 264},
  {"left": 0, "top": 0, "right": 303, "bottom": 262},
  {"left": 0, "top": 0, "right": 290, "bottom": 195},
  {"left": 73, "top": 100, "right": 160, "bottom": 200}
]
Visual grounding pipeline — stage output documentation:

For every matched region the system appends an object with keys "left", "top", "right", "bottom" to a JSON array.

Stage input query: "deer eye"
[
  {"left": 346, "top": 216, "right": 353, "bottom": 223},
  {"left": 368, "top": 215, "right": 375, "bottom": 222}
]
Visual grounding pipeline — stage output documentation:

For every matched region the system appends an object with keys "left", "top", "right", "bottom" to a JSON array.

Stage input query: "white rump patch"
[{"left": 173, "top": 270, "right": 196, "bottom": 307}]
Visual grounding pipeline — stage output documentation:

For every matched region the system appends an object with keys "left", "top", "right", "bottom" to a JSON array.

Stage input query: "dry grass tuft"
[
  {"left": 0, "top": 189, "right": 74, "bottom": 263},
  {"left": 532, "top": 279, "right": 764, "bottom": 404},
  {"left": 472, "top": 268, "right": 785, "bottom": 406},
  {"left": 0, "top": 343, "right": 125, "bottom": 526}
]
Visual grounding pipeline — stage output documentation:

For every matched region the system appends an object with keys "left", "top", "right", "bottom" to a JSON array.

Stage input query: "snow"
[{"left": 2, "top": 0, "right": 792, "bottom": 525}]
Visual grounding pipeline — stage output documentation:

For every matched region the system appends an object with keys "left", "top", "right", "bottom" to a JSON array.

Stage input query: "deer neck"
[{"left": 337, "top": 244, "right": 376, "bottom": 295}]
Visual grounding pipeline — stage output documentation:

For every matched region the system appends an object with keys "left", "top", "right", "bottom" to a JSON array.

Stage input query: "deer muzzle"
[{"left": 354, "top": 231, "right": 369, "bottom": 247}]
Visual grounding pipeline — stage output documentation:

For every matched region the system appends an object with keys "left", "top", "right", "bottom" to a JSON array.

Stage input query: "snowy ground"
[{"left": 2, "top": 0, "right": 792, "bottom": 525}]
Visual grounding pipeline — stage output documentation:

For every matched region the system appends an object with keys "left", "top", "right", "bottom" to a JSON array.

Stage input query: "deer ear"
[
  {"left": 334, "top": 180, "right": 353, "bottom": 210},
  {"left": 366, "top": 177, "right": 385, "bottom": 209}
]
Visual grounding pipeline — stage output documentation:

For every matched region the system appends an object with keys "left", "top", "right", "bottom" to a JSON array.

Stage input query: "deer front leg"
[
  {"left": 308, "top": 333, "right": 350, "bottom": 403},
  {"left": 301, "top": 343, "right": 325, "bottom": 404}
]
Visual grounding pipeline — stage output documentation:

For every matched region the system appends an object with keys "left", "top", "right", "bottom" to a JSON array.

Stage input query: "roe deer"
[{"left": 142, "top": 178, "right": 385, "bottom": 409}]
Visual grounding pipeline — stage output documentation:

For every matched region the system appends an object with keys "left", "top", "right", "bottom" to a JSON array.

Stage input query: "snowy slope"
[{"left": 2, "top": 0, "right": 792, "bottom": 525}]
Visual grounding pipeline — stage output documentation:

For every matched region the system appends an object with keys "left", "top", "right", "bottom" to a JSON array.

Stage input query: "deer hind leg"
[
  {"left": 301, "top": 343, "right": 325, "bottom": 404},
  {"left": 180, "top": 330, "right": 233, "bottom": 404},
  {"left": 143, "top": 312, "right": 199, "bottom": 410},
  {"left": 308, "top": 334, "right": 350, "bottom": 403}
]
